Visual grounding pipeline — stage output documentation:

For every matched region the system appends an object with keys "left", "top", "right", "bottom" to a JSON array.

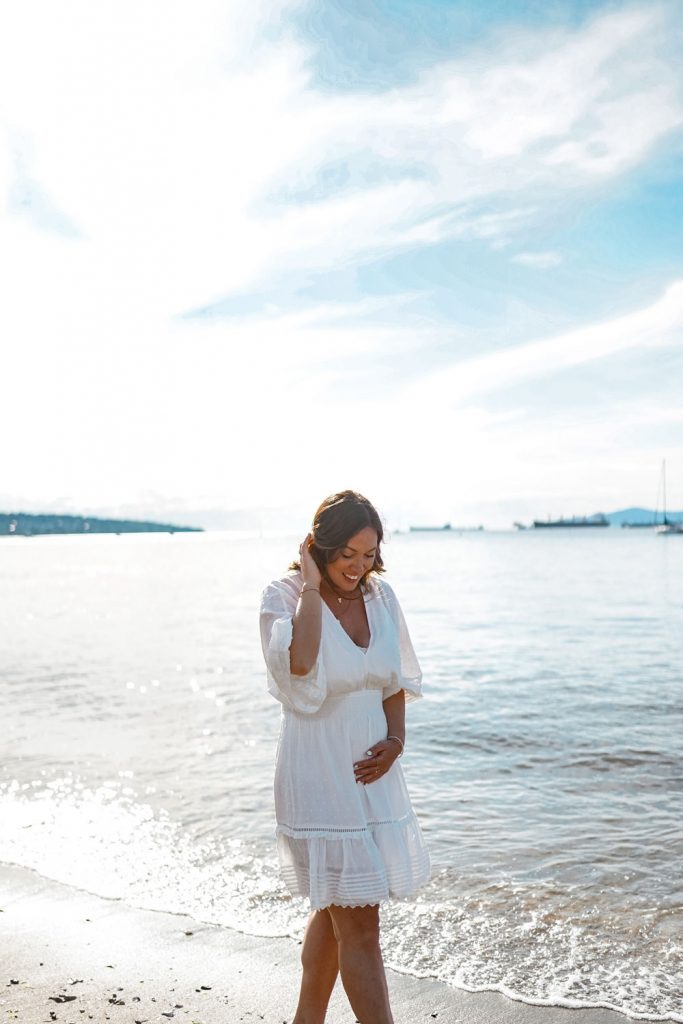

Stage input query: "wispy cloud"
[
  {"left": 405, "top": 279, "right": 683, "bottom": 407},
  {"left": 7, "top": 134, "right": 82, "bottom": 238},
  {"left": 0, "top": 1, "right": 681, "bottom": 520},
  {"left": 1, "top": 2, "right": 681, "bottom": 314},
  {"left": 254, "top": 3, "right": 683, "bottom": 282},
  {"left": 512, "top": 251, "right": 563, "bottom": 269}
]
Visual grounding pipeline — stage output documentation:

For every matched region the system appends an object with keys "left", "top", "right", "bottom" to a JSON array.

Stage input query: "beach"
[
  {"left": 1, "top": 530, "right": 681, "bottom": 1021},
  {"left": 1, "top": 861, "right": 637, "bottom": 1024}
]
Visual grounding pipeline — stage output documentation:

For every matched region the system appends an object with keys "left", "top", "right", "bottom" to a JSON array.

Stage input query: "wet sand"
[{"left": 0, "top": 861, "right": 636, "bottom": 1024}]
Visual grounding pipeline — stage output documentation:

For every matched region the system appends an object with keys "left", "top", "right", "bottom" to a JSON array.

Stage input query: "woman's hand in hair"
[{"left": 299, "top": 532, "right": 322, "bottom": 587}]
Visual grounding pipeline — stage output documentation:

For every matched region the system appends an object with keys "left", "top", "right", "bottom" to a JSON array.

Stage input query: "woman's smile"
[{"left": 325, "top": 526, "right": 378, "bottom": 592}]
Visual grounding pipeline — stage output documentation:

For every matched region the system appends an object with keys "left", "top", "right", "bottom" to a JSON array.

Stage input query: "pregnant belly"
[{"left": 276, "top": 690, "right": 388, "bottom": 822}]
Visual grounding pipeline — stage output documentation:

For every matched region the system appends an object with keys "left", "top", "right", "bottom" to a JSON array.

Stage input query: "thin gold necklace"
[{"left": 322, "top": 577, "right": 363, "bottom": 616}]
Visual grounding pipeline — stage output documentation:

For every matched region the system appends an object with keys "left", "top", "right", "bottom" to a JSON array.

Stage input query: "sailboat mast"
[{"left": 662, "top": 459, "right": 668, "bottom": 526}]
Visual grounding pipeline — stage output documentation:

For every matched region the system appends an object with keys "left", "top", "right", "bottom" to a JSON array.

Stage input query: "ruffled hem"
[{"left": 275, "top": 811, "right": 431, "bottom": 911}]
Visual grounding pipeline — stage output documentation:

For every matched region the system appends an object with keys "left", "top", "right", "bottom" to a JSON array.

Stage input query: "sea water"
[{"left": 1, "top": 529, "right": 681, "bottom": 1021}]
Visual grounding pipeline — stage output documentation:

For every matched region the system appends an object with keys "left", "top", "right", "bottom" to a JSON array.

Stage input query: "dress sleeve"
[
  {"left": 377, "top": 580, "right": 423, "bottom": 703},
  {"left": 259, "top": 577, "right": 327, "bottom": 714}
]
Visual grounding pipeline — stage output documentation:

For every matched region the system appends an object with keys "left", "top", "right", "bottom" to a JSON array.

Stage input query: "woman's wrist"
[{"left": 387, "top": 735, "right": 404, "bottom": 757}]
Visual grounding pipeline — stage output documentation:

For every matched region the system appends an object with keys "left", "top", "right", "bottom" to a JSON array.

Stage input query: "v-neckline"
[{"left": 322, "top": 594, "right": 372, "bottom": 654}]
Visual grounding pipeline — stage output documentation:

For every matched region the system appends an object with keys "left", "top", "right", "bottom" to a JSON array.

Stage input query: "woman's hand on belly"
[{"left": 353, "top": 740, "right": 401, "bottom": 785}]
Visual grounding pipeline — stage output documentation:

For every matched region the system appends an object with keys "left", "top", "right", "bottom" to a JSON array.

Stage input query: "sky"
[{"left": 1, "top": 0, "right": 682, "bottom": 530}]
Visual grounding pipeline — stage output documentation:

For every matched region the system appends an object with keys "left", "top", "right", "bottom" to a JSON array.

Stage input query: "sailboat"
[{"left": 655, "top": 460, "right": 683, "bottom": 535}]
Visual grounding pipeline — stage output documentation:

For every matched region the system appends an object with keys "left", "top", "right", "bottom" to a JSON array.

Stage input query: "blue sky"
[
  {"left": 293, "top": 0, "right": 614, "bottom": 91},
  {"left": 1, "top": 0, "right": 682, "bottom": 529}
]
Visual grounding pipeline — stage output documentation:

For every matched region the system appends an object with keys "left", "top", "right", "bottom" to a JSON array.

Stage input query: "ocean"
[{"left": 1, "top": 528, "right": 681, "bottom": 1021}]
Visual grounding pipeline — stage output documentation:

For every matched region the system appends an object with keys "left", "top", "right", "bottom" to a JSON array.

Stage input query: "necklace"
[{"left": 321, "top": 578, "right": 364, "bottom": 618}]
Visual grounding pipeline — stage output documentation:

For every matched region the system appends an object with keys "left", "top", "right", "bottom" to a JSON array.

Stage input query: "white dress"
[{"left": 259, "top": 570, "right": 431, "bottom": 910}]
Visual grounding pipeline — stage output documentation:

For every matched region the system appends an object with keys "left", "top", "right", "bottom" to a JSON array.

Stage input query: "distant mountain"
[
  {"left": 605, "top": 507, "right": 683, "bottom": 527},
  {"left": 0, "top": 512, "right": 203, "bottom": 537}
]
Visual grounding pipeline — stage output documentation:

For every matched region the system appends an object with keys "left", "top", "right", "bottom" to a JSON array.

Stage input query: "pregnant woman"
[{"left": 259, "top": 489, "right": 430, "bottom": 1024}]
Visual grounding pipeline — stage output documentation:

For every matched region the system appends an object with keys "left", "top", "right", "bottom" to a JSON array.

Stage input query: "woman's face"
[{"left": 325, "top": 526, "right": 378, "bottom": 592}]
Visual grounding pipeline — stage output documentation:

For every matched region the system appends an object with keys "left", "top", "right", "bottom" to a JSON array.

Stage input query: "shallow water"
[{"left": 1, "top": 529, "right": 681, "bottom": 1020}]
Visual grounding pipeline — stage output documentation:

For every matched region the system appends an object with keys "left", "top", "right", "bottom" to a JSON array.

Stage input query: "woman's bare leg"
[
  {"left": 292, "top": 909, "right": 340, "bottom": 1024},
  {"left": 326, "top": 904, "right": 393, "bottom": 1024}
]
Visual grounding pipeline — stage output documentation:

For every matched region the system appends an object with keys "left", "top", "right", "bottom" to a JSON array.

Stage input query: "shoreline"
[{"left": 0, "top": 861, "right": 646, "bottom": 1024}]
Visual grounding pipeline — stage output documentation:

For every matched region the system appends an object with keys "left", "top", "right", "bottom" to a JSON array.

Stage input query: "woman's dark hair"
[{"left": 289, "top": 490, "right": 385, "bottom": 588}]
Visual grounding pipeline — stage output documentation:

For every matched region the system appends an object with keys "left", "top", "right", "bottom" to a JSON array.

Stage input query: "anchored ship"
[
  {"left": 532, "top": 514, "right": 609, "bottom": 528},
  {"left": 409, "top": 523, "right": 484, "bottom": 532}
]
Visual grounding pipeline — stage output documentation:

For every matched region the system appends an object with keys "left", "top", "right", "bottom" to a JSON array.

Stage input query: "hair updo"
[{"left": 289, "top": 490, "right": 386, "bottom": 588}]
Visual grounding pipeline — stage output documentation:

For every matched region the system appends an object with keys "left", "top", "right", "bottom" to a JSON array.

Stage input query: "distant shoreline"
[
  {"left": 4, "top": 506, "right": 682, "bottom": 537},
  {"left": 0, "top": 512, "right": 202, "bottom": 537}
]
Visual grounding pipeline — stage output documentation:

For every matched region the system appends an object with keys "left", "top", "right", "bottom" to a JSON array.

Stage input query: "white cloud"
[
  {"left": 0, "top": 2, "right": 681, "bottom": 519},
  {"left": 511, "top": 251, "right": 563, "bottom": 269},
  {"left": 1, "top": 257, "right": 681, "bottom": 521},
  {"left": 1, "top": 1, "right": 681, "bottom": 315},
  {"left": 0, "top": 0, "right": 314, "bottom": 313},
  {"left": 256, "top": 2, "right": 683, "bottom": 274},
  {"left": 362, "top": 278, "right": 683, "bottom": 519},
  {"left": 404, "top": 279, "right": 683, "bottom": 408}
]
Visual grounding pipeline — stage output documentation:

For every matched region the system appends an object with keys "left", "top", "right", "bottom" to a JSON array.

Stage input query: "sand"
[{"left": 0, "top": 861, "right": 636, "bottom": 1024}]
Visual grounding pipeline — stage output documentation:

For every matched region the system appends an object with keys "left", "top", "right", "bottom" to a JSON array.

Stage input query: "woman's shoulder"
[
  {"left": 261, "top": 570, "right": 303, "bottom": 606},
  {"left": 365, "top": 574, "right": 397, "bottom": 604}
]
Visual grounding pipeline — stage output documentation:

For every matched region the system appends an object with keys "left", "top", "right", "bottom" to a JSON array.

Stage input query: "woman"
[{"left": 259, "top": 490, "right": 430, "bottom": 1024}]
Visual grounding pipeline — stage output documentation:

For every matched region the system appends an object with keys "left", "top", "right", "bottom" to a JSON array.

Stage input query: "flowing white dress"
[{"left": 259, "top": 570, "right": 431, "bottom": 910}]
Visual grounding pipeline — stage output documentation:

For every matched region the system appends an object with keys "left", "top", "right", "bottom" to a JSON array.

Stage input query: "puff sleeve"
[
  {"left": 259, "top": 576, "right": 327, "bottom": 714},
  {"left": 377, "top": 580, "right": 423, "bottom": 703}
]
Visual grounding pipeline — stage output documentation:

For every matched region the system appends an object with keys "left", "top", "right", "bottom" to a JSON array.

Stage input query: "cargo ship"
[
  {"left": 532, "top": 514, "right": 609, "bottom": 528},
  {"left": 409, "top": 523, "right": 483, "bottom": 532}
]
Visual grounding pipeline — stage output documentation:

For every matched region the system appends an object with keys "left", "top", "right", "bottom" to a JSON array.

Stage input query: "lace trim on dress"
[
  {"left": 321, "top": 899, "right": 388, "bottom": 909},
  {"left": 277, "top": 811, "right": 417, "bottom": 838}
]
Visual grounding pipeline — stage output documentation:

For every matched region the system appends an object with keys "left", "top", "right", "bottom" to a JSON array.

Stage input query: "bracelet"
[
  {"left": 387, "top": 735, "right": 404, "bottom": 756},
  {"left": 300, "top": 585, "right": 320, "bottom": 595}
]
